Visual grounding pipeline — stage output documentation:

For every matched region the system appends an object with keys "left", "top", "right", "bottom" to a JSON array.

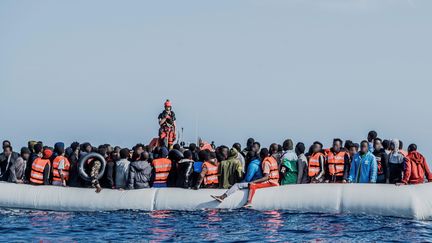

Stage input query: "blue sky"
[{"left": 0, "top": 0, "right": 431, "bottom": 158}]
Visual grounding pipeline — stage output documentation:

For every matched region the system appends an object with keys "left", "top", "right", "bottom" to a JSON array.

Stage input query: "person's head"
[
  {"left": 20, "top": 147, "right": 31, "bottom": 160},
  {"left": 173, "top": 144, "right": 181, "bottom": 151},
  {"left": 232, "top": 143, "right": 241, "bottom": 153},
  {"left": 252, "top": 142, "right": 261, "bottom": 153},
  {"left": 312, "top": 143, "right": 321, "bottom": 154},
  {"left": 198, "top": 150, "right": 210, "bottom": 162},
  {"left": 3, "top": 145, "right": 12, "bottom": 157},
  {"left": 354, "top": 143, "right": 360, "bottom": 150},
  {"left": 332, "top": 138, "right": 343, "bottom": 153},
  {"left": 98, "top": 145, "right": 108, "bottom": 157},
  {"left": 119, "top": 148, "right": 130, "bottom": 159},
  {"left": 141, "top": 151, "right": 150, "bottom": 161},
  {"left": 209, "top": 151, "right": 217, "bottom": 162},
  {"left": 349, "top": 144, "right": 357, "bottom": 157},
  {"left": 259, "top": 148, "right": 269, "bottom": 160},
  {"left": 219, "top": 146, "right": 229, "bottom": 160},
  {"left": 114, "top": 146, "right": 121, "bottom": 153},
  {"left": 34, "top": 143, "right": 43, "bottom": 155},
  {"left": 399, "top": 140, "right": 404, "bottom": 150},
  {"left": 103, "top": 144, "right": 112, "bottom": 154},
  {"left": 82, "top": 143, "right": 92, "bottom": 153},
  {"left": 27, "top": 140, "right": 37, "bottom": 153},
  {"left": 313, "top": 141, "right": 323, "bottom": 150},
  {"left": 246, "top": 151, "right": 258, "bottom": 162},
  {"left": 246, "top": 138, "right": 255, "bottom": 150},
  {"left": 164, "top": 99, "right": 172, "bottom": 112},
  {"left": 344, "top": 140, "right": 353, "bottom": 151},
  {"left": 43, "top": 148, "right": 53, "bottom": 159},
  {"left": 283, "top": 139, "right": 294, "bottom": 151},
  {"left": 183, "top": 150, "right": 193, "bottom": 160},
  {"left": 360, "top": 140, "right": 369, "bottom": 154},
  {"left": 295, "top": 142, "right": 305, "bottom": 156},
  {"left": 110, "top": 150, "right": 120, "bottom": 161},
  {"left": 228, "top": 148, "right": 238, "bottom": 158},
  {"left": 159, "top": 146, "right": 169, "bottom": 158},
  {"left": 373, "top": 138, "right": 383, "bottom": 151},
  {"left": 189, "top": 143, "right": 197, "bottom": 152},
  {"left": 2, "top": 140, "right": 11, "bottom": 149},
  {"left": 134, "top": 143, "right": 145, "bottom": 156},
  {"left": 390, "top": 139, "right": 399, "bottom": 152},
  {"left": 368, "top": 130, "right": 378, "bottom": 142},
  {"left": 70, "top": 142, "right": 79, "bottom": 151},
  {"left": 54, "top": 142, "right": 65, "bottom": 155},
  {"left": 269, "top": 143, "right": 279, "bottom": 155},
  {"left": 382, "top": 140, "right": 390, "bottom": 150},
  {"left": 408, "top": 144, "right": 417, "bottom": 153}
]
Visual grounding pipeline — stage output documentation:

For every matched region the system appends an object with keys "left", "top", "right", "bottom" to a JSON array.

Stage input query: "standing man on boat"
[
  {"left": 158, "top": 99, "right": 177, "bottom": 150},
  {"left": 348, "top": 141, "right": 378, "bottom": 183},
  {"left": 325, "top": 138, "right": 350, "bottom": 183}
]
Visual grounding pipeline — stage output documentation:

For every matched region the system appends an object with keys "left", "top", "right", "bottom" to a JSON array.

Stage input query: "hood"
[
  {"left": 131, "top": 160, "right": 150, "bottom": 171},
  {"left": 228, "top": 148, "right": 238, "bottom": 159},
  {"left": 178, "top": 159, "right": 194, "bottom": 164},
  {"left": 392, "top": 139, "right": 400, "bottom": 152},
  {"left": 283, "top": 150, "right": 297, "bottom": 159},
  {"left": 409, "top": 151, "right": 424, "bottom": 164},
  {"left": 116, "top": 158, "right": 130, "bottom": 166}
]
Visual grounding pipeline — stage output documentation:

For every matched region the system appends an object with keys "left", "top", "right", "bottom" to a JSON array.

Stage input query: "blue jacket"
[
  {"left": 348, "top": 152, "right": 378, "bottom": 183},
  {"left": 193, "top": 161, "right": 203, "bottom": 173},
  {"left": 368, "top": 142, "right": 374, "bottom": 153},
  {"left": 244, "top": 159, "right": 263, "bottom": 182}
]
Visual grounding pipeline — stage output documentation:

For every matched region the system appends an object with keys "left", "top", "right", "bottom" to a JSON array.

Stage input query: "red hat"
[
  {"left": 43, "top": 148, "right": 53, "bottom": 159},
  {"left": 164, "top": 99, "right": 172, "bottom": 107}
]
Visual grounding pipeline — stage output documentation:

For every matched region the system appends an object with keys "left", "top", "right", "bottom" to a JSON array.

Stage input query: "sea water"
[{"left": 0, "top": 209, "right": 431, "bottom": 242}]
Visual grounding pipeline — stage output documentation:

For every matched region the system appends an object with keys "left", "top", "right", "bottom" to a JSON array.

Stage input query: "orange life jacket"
[
  {"left": 203, "top": 161, "right": 218, "bottom": 186},
  {"left": 308, "top": 152, "right": 324, "bottom": 177},
  {"left": 30, "top": 157, "right": 51, "bottom": 184},
  {"left": 327, "top": 151, "right": 346, "bottom": 177},
  {"left": 152, "top": 158, "right": 172, "bottom": 183},
  {"left": 52, "top": 156, "right": 71, "bottom": 182},
  {"left": 263, "top": 156, "right": 279, "bottom": 184}
]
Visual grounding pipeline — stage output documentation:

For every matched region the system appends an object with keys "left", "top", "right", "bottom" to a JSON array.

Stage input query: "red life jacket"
[{"left": 30, "top": 158, "right": 50, "bottom": 184}]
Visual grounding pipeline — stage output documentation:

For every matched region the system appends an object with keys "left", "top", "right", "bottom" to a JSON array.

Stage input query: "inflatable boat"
[{"left": 0, "top": 182, "right": 431, "bottom": 220}]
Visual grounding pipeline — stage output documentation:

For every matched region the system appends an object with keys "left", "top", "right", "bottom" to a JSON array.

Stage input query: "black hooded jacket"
[{"left": 175, "top": 159, "right": 194, "bottom": 188}]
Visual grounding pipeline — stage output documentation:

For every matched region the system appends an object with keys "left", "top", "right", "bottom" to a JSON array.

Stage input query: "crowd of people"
[{"left": 0, "top": 130, "right": 431, "bottom": 207}]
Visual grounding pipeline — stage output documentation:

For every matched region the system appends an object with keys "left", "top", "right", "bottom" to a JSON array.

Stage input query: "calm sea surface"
[{"left": 0, "top": 209, "right": 431, "bottom": 242}]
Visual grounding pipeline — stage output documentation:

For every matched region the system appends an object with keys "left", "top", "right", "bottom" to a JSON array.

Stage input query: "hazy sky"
[{"left": 1, "top": 0, "right": 431, "bottom": 158}]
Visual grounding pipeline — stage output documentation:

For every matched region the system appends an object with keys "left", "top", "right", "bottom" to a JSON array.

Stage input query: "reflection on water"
[
  {"left": 0, "top": 208, "right": 431, "bottom": 242},
  {"left": 148, "top": 210, "right": 175, "bottom": 241},
  {"left": 262, "top": 210, "right": 283, "bottom": 241}
]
